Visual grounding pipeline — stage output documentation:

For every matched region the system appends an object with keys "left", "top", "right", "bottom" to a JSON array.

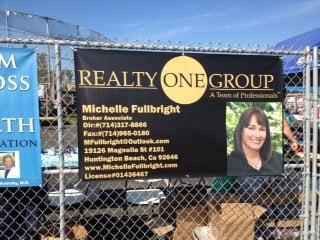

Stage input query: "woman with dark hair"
[{"left": 228, "top": 108, "right": 282, "bottom": 176}]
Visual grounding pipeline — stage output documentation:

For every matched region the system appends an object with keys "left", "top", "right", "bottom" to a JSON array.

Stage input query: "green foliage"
[
  {"left": 64, "top": 114, "right": 77, "bottom": 125},
  {"left": 226, "top": 102, "right": 283, "bottom": 155}
]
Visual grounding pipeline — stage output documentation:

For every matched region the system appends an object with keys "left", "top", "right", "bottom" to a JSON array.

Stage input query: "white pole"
[{"left": 303, "top": 46, "right": 311, "bottom": 240}]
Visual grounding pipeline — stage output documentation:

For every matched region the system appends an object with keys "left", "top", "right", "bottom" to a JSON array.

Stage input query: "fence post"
[
  {"left": 55, "top": 43, "right": 65, "bottom": 240},
  {"left": 311, "top": 46, "right": 318, "bottom": 240},
  {"left": 303, "top": 46, "right": 312, "bottom": 240}
]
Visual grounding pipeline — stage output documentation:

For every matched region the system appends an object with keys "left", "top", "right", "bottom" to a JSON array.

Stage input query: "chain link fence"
[{"left": 0, "top": 11, "right": 319, "bottom": 240}]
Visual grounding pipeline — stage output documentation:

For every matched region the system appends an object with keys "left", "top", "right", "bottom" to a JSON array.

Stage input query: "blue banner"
[{"left": 0, "top": 47, "right": 42, "bottom": 187}]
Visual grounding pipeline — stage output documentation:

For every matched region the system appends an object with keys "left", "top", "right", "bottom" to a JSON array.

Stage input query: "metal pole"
[
  {"left": 311, "top": 46, "right": 319, "bottom": 240},
  {"left": 301, "top": 64, "right": 306, "bottom": 240},
  {"left": 55, "top": 43, "right": 65, "bottom": 240},
  {"left": 311, "top": 46, "right": 320, "bottom": 240},
  {"left": 4, "top": 1, "right": 9, "bottom": 46},
  {"left": 0, "top": 37, "right": 305, "bottom": 56},
  {"left": 303, "top": 46, "right": 312, "bottom": 240}
]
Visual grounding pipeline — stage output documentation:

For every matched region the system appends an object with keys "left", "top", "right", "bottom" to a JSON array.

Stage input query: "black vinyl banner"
[{"left": 75, "top": 49, "right": 283, "bottom": 181}]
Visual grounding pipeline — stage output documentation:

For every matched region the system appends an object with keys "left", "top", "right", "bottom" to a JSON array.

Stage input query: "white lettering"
[{"left": 0, "top": 54, "right": 17, "bottom": 69}]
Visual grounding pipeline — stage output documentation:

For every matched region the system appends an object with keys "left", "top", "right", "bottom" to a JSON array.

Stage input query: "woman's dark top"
[{"left": 227, "top": 151, "right": 282, "bottom": 176}]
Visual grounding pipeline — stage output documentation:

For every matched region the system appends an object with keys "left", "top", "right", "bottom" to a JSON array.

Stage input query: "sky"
[{"left": 3, "top": 0, "right": 320, "bottom": 46}]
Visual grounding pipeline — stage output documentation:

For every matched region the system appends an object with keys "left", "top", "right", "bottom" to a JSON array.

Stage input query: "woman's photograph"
[{"left": 227, "top": 102, "right": 283, "bottom": 176}]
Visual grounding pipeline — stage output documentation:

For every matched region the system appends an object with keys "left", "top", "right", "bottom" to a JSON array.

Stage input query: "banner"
[
  {"left": 0, "top": 47, "right": 42, "bottom": 187},
  {"left": 75, "top": 49, "right": 283, "bottom": 180}
]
